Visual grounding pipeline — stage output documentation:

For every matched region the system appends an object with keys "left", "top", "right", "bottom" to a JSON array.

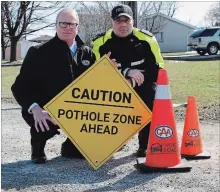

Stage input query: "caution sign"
[{"left": 44, "top": 55, "right": 152, "bottom": 169}]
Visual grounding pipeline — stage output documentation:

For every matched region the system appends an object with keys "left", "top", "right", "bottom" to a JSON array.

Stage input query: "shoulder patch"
[
  {"left": 140, "top": 29, "right": 153, "bottom": 37},
  {"left": 92, "top": 32, "right": 106, "bottom": 41}
]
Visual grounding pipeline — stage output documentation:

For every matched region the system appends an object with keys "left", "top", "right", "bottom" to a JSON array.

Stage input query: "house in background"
[
  {"left": 29, "top": 35, "right": 53, "bottom": 43},
  {"left": 4, "top": 40, "right": 22, "bottom": 61},
  {"left": 138, "top": 13, "right": 197, "bottom": 52},
  {"left": 4, "top": 35, "right": 53, "bottom": 60},
  {"left": 20, "top": 35, "right": 53, "bottom": 59}
]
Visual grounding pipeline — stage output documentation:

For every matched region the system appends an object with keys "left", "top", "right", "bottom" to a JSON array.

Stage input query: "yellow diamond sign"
[{"left": 44, "top": 55, "right": 152, "bottom": 169}]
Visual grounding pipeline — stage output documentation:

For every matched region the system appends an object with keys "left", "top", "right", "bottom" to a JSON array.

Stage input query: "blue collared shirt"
[{"left": 69, "top": 41, "right": 77, "bottom": 56}]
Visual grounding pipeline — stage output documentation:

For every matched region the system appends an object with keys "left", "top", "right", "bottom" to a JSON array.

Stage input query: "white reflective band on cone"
[{"left": 155, "top": 85, "right": 172, "bottom": 99}]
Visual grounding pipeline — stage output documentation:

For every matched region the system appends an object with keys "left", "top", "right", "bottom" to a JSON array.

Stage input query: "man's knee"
[{"left": 30, "top": 121, "right": 60, "bottom": 142}]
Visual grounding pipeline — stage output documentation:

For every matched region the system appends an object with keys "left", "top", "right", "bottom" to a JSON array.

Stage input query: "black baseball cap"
[{"left": 111, "top": 4, "right": 133, "bottom": 21}]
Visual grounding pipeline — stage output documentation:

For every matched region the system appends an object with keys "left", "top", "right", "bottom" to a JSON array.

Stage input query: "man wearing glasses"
[
  {"left": 11, "top": 8, "right": 96, "bottom": 164},
  {"left": 91, "top": 4, "right": 164, "bottom": 157}
]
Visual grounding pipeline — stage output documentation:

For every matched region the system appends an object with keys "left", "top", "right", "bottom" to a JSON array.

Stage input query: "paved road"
[
  {"left": 1, "top": 107, "right": 220, "bottom": 192},
  {"left": 163, "top": 53, "right": 220, "bottom": 61}
]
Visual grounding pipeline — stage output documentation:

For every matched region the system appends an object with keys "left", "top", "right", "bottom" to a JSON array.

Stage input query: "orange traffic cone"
[
  {"left": 181, "top": 96, "right": 211, "bottom": 159},
  {"left": 137, "top": 69, "right": 191, "bottom": 172}
]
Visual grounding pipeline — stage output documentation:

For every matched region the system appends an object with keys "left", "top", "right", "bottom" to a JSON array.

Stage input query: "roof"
[
  {"left": 29, "top": 35, "right": 53, "bottom": 42},
  {"left": 147, "top": 13, "right": 198, "bottom": 30}
]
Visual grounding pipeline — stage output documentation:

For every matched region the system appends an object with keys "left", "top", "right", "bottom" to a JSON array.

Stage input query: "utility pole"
[{"left": 122, "top": 1, "right": 137, "bottom": 27}]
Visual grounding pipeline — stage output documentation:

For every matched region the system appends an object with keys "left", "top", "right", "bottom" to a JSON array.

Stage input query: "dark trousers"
[
  {"left": 138, "top": 122, "right": 151, "bottom": 149},
  {"left": 137, "top": 86, "right": 156, "bottom": 150},
  {"left": 22, "top": 110, "right": 76, "bottom": 150},
  {"left": 30, "top": 122, "right": 60, "bottom": 146}
]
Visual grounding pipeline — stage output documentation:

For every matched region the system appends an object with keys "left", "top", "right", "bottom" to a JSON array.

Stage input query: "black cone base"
[
  {"left": 136, "top": 158, "right": 192, "bottom": 173},
  {"left": 181, "top": 151, "right": 211, "bottom": 160}
]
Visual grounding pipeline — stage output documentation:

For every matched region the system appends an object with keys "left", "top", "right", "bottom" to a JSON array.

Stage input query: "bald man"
[{"left": 11, "top": 8, "right": 96, "bottom": 164}]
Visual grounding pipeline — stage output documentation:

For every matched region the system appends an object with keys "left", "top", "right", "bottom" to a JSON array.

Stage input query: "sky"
[
  {"left": 31, "top": 1, "right": 214, "bottom": 39},
  {"left": 174, "top": 1, "right": 213, "bottom": 27}
]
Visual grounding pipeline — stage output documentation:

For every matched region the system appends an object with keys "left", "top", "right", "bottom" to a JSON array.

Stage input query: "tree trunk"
[
  {"left": 1, "top": 46, "right": 6, "bottom": 60},
  {"left": 1, "top": 34, "right": 6, "bottom": 60},
  {"left": 10, "top": 37, "right": 18, "bottom": 62}
]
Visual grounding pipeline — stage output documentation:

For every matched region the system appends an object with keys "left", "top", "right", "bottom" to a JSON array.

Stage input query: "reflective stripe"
[
  {"left": 131, "top": 59, "right": 145, "bottom": 66},
  {"left": 155, "top": 85, "right": 171, "bottom": 99},
  {"left": 117, "top": 63, "right": 122, "bottom": 67},
  {"left": 123, "top": 68, "right": 130, "bottom": 76}
]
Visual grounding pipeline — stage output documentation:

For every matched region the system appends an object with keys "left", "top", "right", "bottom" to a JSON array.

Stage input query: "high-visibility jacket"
[
  {"left": 91, "top": 28, "right": 164, "bottom": 109},
  {"left": 91, "top": 27, "right": 164, "bottom": 68}
]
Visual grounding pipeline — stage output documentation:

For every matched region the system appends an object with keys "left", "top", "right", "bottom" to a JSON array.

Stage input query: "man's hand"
[
  {"left": 107, "top": 52, "right": 118, "bottom": 68},
  {"left": 127, "top": 69, "right": 144, "bottom": 86},
  {"left": 31, "top": 105, "right": 57, "bottom": 133}
]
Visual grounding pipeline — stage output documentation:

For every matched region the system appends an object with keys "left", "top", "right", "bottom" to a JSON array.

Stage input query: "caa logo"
[
  {"left": 187, "top": 129, "right": 200, "bottom": 138},
  {"left": 155, "top": 126, "right": 173, "bottom": 139}
]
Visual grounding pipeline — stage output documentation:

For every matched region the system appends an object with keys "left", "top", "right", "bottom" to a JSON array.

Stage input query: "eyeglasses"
[{"left": 59, "top": 22, "right": 78, "bottom": 29}]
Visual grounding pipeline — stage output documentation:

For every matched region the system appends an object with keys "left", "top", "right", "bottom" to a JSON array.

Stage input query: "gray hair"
[{"left": 56, "top": 8, "right": 79, "bottom": 24}]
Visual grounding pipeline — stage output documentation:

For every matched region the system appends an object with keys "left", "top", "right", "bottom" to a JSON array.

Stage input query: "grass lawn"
[
  {"left": 165, "top": 60, "right": 219, "bottom": 106},
  {"left": 1, "top": 60, "right": 219, "bottom": 107},
  {"left": 1, "top": 66, "right": 20, "bottom": 103}
]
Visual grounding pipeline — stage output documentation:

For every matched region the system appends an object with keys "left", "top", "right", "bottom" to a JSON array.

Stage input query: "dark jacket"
[
  {"left": 11, "top": 35, "right": 96, "bottom": 123},
  {"left": 92, "top": 30, "right": 160, "bottom": 108}
]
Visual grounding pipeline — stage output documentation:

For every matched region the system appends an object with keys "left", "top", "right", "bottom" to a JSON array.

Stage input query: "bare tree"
[
  {"left": 1, "top": 1, "right": 72, "bottom": 62},
  {"left": 77, "top": 2, "right": 118, "bottom": 44},
  {"left": 75, "top": 1, "right": 179, "bottom": 43},
  {"left": 204, "top": 2, "right": 220, "bottom": 26},
  {"left": 1, "top": 3, "right": 10, "bottom": 60},
  {"left": 1, "top": 27, "right": 10, "bottom": 60},
  {"left": 138, "top": 1, "right": 179, "bottom": 34},
  {"left": 122, "top": 1, "right": 138, "bottom": 27}
]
